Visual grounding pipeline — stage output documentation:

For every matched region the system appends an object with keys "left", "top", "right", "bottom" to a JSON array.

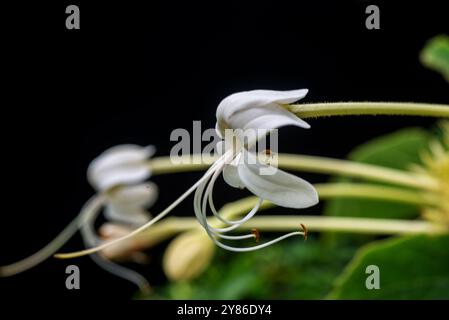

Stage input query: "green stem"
[
  {"left": 315, "top": 183, "right": 439, "bottom": 206},
  {"left": 217, "top": 183, "right": 440, "bottom": 222},
  {"left": 149, "top": 155, "right": 215, "bottom": 175},
  {"left": 286, "top": 102, "right": 449, "bottom": 118},
  {"left": 148, "top": 154, "right": 439, "bottom": 191},
  {"left": 239, "top": 216, "right": 446, "bottom": 235},
  {"left": 278, "top": 155, "right": 438, "bottom": 191},
  {"left": 118, "top": 214, "right": 445, "bottom": 256}
]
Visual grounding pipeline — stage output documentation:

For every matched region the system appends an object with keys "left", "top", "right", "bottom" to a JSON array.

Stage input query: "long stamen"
[
  {"left": 87, "top": 250, "right": 151, "bottom": 294},
  {"left": 216, "top": 233, "right": 256, "bottom": 240},
  {"left": 300, "top": 223, "right": 308, "bottom": 241},
  {"left": 194, "top": 159, "right": 305, "bottom": 250},
  {"left": 251, "top": 228, "right": 260, "bottom": 242},
  {"left": 194, "top": 160, "right": 259, "bottom": 239},
  {"left": 207, "top": 163, "right": 263, "bottom": 227},
  {"left": 195, "top": 167, "right": 308, "bottom": 251},
  {"left": 193, "top": 145, "right": 285, "bottom": 245},
  {"left": 198, "top": 150, "right": 264, "bottom": 233},
  {"left": 209, "top": 191, "right": 263, "bottom": 229},
  {"left": 81, "top": 203, "right": 151, "bottom": 294},
  {"left": 211, "top": 230, "right": 305, "bottom": 252},
  {"left": 0, "top": 195, "right": 105, "bottom": 276}
]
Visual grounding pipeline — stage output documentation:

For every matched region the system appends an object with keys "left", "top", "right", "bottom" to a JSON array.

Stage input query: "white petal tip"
[
  {"left": 296, "top": 191, "right": 319, "bottom": 209},
  {"left": 300, "top": 121, "right": 311, "bottom": 129},
  {"left": 143, "top": 145, "right": 156, "bottom": 156}
]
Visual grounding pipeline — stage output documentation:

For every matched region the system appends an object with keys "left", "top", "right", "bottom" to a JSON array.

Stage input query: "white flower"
[
  {"left": 216, "top": 89, "right": 310, "bottom": 139},
  {"left": 0, "top": 144, "right": 158, "bottom": 284},
  {"left": 194, "top": 89, "right": 318, "bottom": 251},
  {"left": 83, "top": 144, "right": 158, "bottom": 293},
  {"left": 87, "top": 144, "right": 158, "bottom": 226},
  {"left": 87, "top": 144, "right": 155, "bottom": 190},
  {"left": 102, "top": 183, "right": 158, "bottom": 226}
]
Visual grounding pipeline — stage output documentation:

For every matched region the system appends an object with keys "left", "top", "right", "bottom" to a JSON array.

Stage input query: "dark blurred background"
[{"left": 1, "top": 0, "right": 447, "bottom": 300}]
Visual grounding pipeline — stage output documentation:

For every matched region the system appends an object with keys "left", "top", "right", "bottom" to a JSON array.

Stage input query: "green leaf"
[
  {"left": 153, "top": 238, "right": 356, "bottom": 300},
  {"left": 325, "top": 128, "right": 431, "bottom": 220},
  {"left": 421, "top": 35, "right": 449, "bottom": 83},
  {"left": 328, "top": 234, "right": 449, "bottom": 299}
]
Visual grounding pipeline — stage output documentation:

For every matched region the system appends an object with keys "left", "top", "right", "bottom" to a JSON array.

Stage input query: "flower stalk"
[
  {"left": 238, "top": 215, "right": 446, "bottom": 235},
  {"left": 286, "top": 102, "right": 449, "bottom": 119},
  {"left": 148, "top": 154, "right": 439, "bottom": 191},
  {"left": 100, "top": 213, "right": 446, "bottom": 260}
]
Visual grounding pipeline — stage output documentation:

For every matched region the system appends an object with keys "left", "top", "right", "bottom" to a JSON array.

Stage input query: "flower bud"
[
  {"left": 163, "top": 231, "right": 215, "bottom": 282},
  {"left": 99, "top": 223, "right": 150, "bottom": 263}
]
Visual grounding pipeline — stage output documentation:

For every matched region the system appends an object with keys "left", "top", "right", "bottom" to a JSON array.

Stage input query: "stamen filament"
[
  {"left": 81, "top": 202, "right": 150, "bottom": 294},
  {"left": 0, "top": 195, "right": 105, "bottom": 276},
  {"left": 206, "top": 163, "right": 264, "bottom": 226},
  {"left": 211, "top": 230, "right": 305, "bottom": 252},
  {"left": 216, "top": 233, "right": 256, "bottom": 240}
]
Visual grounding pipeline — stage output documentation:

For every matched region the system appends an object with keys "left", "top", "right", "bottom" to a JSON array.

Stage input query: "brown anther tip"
[
  {"left": 251, "top": 228, "right": 260, "bottom": 242},
  {"left": 300, "top": 224, "right": 308, "bottom": 241},
  {"left": 263, "top": 149, "right": 273, "bottom": 155}
]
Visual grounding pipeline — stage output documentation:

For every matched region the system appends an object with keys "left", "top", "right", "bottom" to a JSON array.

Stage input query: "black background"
[{"left": 1, "top": 0, "right": 448, "bottom": 301}]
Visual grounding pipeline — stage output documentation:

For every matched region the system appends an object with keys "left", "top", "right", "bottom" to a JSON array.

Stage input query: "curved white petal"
[
  {"left": 222, "top": 164, "right": 245, "bottom": 189},
  {"left": 230, "top": 105, "right": 310, "bottom": 145},
  {"left": 91, "top": 165, "right": 151, "bottom": 192},
  {"left": 103, "top": 183, "right": 158, "bottom": 225},
  {"left": 215, "top": 140, "right": 225, "bottom": 156},
  {"left": 104, "top": 204, "right": 151, "bottom": 227},
  {"left": 87, "top": 144, "right": 155, "bottom": 191},
  {"left": 238, "top": 151, "right": 318, "bottom": 209},
  {"left": 215, "top": 122, "right": 223, "bottom": 139},
  {"left": 240, "top": 105, "right": 310, "bottom": 130},
  {"left": 109, "top": 183, "right": 159, "bottom": 208},
  {"left": 216, "top": 89, "right": 308, "bottom": 135}
]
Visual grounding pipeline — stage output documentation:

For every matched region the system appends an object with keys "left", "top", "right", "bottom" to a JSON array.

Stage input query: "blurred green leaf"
[
  {"left": 328, "top": 234, "right": 449, "bottom": 299},
  {"left": 154, "top": 238, "right": 356, "bottom": 299},
  {"left": 421, "top": 35, "right": 449, "bottom": 82},
  {"left": 325, "top": 128, "right": 431, "bottom": 220}
]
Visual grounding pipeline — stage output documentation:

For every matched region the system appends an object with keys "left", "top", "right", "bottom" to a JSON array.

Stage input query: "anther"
[
  {"left": 251, "top": 228, "right": 260, "bottom": 242},
  {"left": 300, "top": 224, "right": 308, "bottom": 241}
]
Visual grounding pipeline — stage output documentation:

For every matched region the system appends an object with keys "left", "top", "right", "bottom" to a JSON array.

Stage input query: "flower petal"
[
  {"left": 109, "top": 183, "right": 159, "bottom": 208},
  {"left": 104, "top": 203, "right": 150, "bottom": 226},
  {"left": 216, "top": 89, "right": 308, "bottom": 135},
  {"left": 238, "top": 151, "right": 318, "bottom": 208},
  {"left": 223, "top": 163, "right": 245, "bottom": 189},
  {"left": 104, "top": 183, "right": 158, "bottom": 225},
  {"left": 241, "top": 105, "right": 310, "bottom": 130},
  {"left": 87, "top": 144, "right": 155, "bottom": 191},
  {"left": 105, "top": 204, "right": 151, "bottom": 226}
]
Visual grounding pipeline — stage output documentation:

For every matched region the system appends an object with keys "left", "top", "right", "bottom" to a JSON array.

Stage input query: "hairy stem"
[
  {"left": 286, "top": 102, "right": 449, "bottom": 118},
  {"left": 240, "top": 216, "right": 446, "bottom": 235},
  {"left": 148, "top": 154, "right": 439, "bottom": 191},
  {"left": 104, "top": 213, "right": 445, "bottom": 259}
]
